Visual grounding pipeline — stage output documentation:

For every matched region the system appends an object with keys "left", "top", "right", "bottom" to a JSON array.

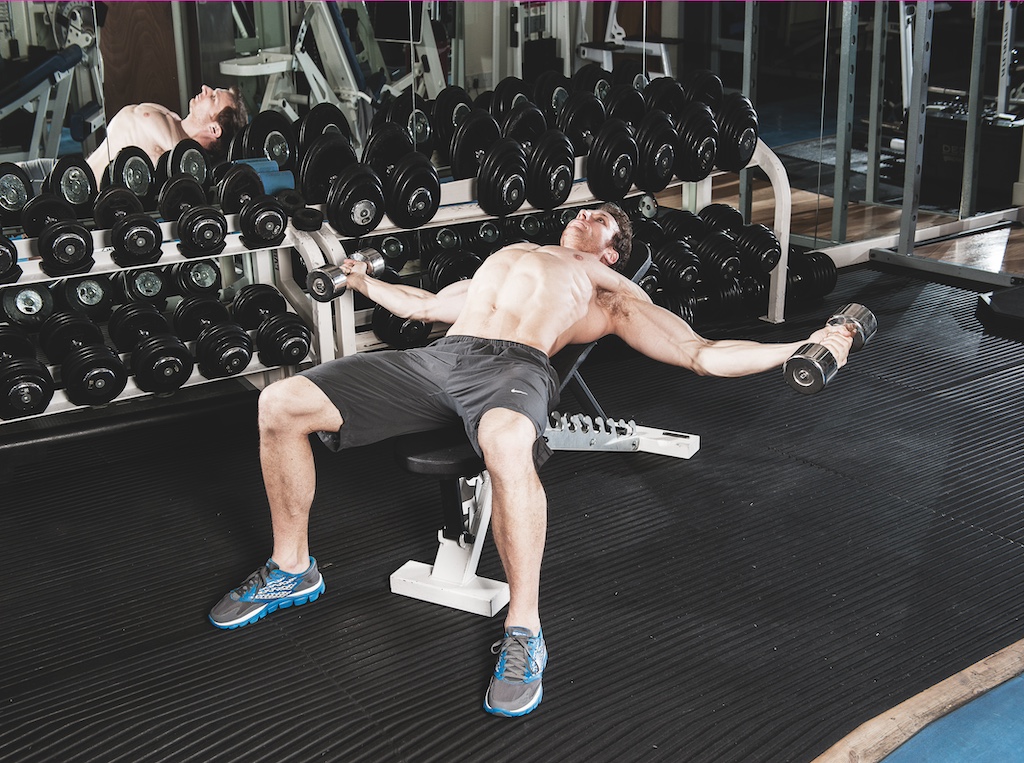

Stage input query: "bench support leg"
[{"left": 390, "top": 472, "right": 510, "bottom": 617}]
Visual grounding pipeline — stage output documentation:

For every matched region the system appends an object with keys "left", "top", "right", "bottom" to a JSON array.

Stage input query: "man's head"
[
  {"left": 185, "top": 85, "right": 248, "bottom": 155},
  {"left": 559, "top": 202, "right": 633, "bottom": 271}
]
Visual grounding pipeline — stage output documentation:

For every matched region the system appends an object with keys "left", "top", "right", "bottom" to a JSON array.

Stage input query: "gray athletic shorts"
[{"left": 300, "top": 335, "right": 560, "bottom": 464}]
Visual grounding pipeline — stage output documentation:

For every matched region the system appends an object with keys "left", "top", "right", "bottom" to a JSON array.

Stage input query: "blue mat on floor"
[{"left": 885, "top": 673, "right": 1024, "bottom": 762}]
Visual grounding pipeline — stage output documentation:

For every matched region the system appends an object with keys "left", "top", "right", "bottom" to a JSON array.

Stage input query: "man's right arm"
[{"left": 343, "top": 259, "right": 469, "bottom": 324}]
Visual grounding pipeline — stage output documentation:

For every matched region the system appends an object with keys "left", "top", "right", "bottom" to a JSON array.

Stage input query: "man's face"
[
  {"left": 188, "top": 85, "right": 233, "bottom": 125},
  {"left": 560, "top": 208, "right": 620, "bottom": 266}
]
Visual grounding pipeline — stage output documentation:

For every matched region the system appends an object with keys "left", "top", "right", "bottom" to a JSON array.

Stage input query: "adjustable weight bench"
[
  {"left": 0, "top": 45, "right": 84, "bottom": 163},
  {"left": 389, "top": 253, "right": 701, "bottom": 616}
]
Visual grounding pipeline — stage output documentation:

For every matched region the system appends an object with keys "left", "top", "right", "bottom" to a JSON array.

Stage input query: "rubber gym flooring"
[{"left": 5, "top": 262, "right": 1024, "bottom": 762}]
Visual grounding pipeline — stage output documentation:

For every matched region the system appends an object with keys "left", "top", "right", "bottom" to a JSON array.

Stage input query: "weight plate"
[
  {"left": 231, "top": 283, "right": 286, "bottom": 330},
  {"left": 634, "top": 109, "right": 678, "bottom": 193},
  {"left": 384, "top": 152, "right": 440, "bottom": 229},
  {"left": 585, "top": 118, "right": 638, "bottom": 202},
  {"left": 61, "top": 343, "right": 128, "bottom": 405},
  {"left": 38, "top": 219, "right": 95, "bottom": 277},
  {"left": 158, "top": 174, "right": 207, "bottom": 222},
  {"left": 526, "top": 129, "right": 574, "bottom": 210},
  {"left": 605, "top": 84, "right": 646, "bottom": 125},
  {"left": 173, "top": 296, "right": 230, "bottom": 341},
  {"left": 239, "top": 194, "right": 288, "bottom": 250},
  {"left": 38, "top": 310, "right": 103, "bottom": 365},
  {"left": 111, "top": 146, "right": 156, "bottom": 201},
  {"left": 117, "top": 267, "right": 171, "bottom": 305},
  {"left": 613, "top": 59, "right": 648, "bottom": 91},
  {"left": 195, "top": 322, "right": 253, "bottom": 379},
  {"left": 533, "top": 70, "right": 571, "bottom": 125},
  {"left": 557, "top": 91, "right": 606, "bottom": 156},
  {"left": 177, "top": 205, "right": 227, "bottom": 258},
  {"left": 45, "top": 155, "right": 96, "bottom": 214},
  {"left": 0, "top": 162, "right": 33, "bottom": 227},
  {"left": 108, "top": 302, "right": 171, "bottom": 353},
  {"left": 361, "top": 122, "right": 415, "bottom": 181},
  {"left": 326, "top": 162, "right": 385, "bottom": 238},
  {"left": 0, "top": 321, "right": 35, "bottom": 360},
  {"left": 111, "top": 212, "right": 163, "bottom": 268},
  {"left": 298, "top": 133, "right": 357, "bottom": 205},
  {"left": 255, "top": 311, "right": 311, "bottom": 366},
  {"left": 244, "top": 109, "right": 298, "bottom": 171},
  {"left": 215, "top": 163, "right": 265, "bottom": 215},
  {"left": 169, "top": 139, "right": 210, "bottom": 189},
  {"left": 298, "top": 102, "right": 353, "bottom": 157},
  {"left": 0, "top": 357, "right": 53, "bottom": 419},
  {"left": 132, "top": 334, "right": 194, "bottom": 393},
  {"left": 21, "top": 194, "right": 76, "bottom": 239},
  {"left": 50, "top": 274, "right": 114, "bottom": 321},
  {"left": 680, "top": 68, "right": 724, "bottom": 111},
  {"left": 0, "top": 233, "right": 22, "bottom": 284},
  {"left": 274, "top": 188, "right": 305, "bottom": 217},
  {"left": 2, "top": 284, "right": 54, "bottom": 328},
  {"left": 643, "top": 77, "right": 688, "bottom": 123},
  {"left": 432, "top": 86, "right": 473, "bottom": 162},
  {"left": 291, "top": 207, "right": 324, "bottom": 232},
  {"left": 675, "top": 102, "right": 719, "bottom": 182},
  {"left": 491, "top": 76, "right": 532, "bottom": 122},
  {"left": 477, "top": 138, "right": 528, "bottom": 217},
  {"left": 92, "top": 185, "right": 144, "bottom": 230},
  {"left": 449, "top": 109, "right": 500, "bottom": 180},
  {"left": 389, "top": 91, "right": 435, "bottom": 158},
  {"left": 715, "top": 92, "right": 759, "bottom": 172},
  {"left": 572, "top": 63, "right": 612, "bottom": 102},
  {"left": 171, "top": 260, "right": 222, "bottom": 298},
  {"left": 501, "top": 100, "right": 547, "bottom": 146}
]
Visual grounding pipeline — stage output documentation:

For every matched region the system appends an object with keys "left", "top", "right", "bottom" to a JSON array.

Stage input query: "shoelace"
[
  {"left": 233, "top": 565, "right": 271, "bottom": 597},
  {"left": 491, "top": 633, "right": 536, "bottom": 681}
]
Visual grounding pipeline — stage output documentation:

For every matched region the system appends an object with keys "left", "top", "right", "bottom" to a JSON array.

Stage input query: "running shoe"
[
  {"left": 209, "top": 557, "right": 324, "bottom": 629},
  {"left": 483, "top": 626, "right": 547, "bottom": 716}
]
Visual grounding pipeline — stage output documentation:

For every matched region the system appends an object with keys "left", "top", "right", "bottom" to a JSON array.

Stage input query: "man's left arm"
[{"left": 611, "top": 293, "right": 854, "bottom": 378}]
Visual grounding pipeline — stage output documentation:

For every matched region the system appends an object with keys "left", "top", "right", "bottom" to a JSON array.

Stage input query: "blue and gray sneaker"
[
  {"left": 483, "top": 626, "right": 548, "bottom": 717},
  {"left": 209, "top": 557, "right": 324, "bottom": 629}
]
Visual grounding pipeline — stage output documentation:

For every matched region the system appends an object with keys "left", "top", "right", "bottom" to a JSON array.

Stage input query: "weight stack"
[{"left": 921, "top": 107, "right": 1024, "bottom": 210}]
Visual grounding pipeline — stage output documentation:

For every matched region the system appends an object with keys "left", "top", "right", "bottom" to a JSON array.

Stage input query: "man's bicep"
[
  {"left": 426, "top": 280, "right": 470, "bottom": 324},
  {"left": 613, "top": 298, "right": 705, "bottom": 369}
]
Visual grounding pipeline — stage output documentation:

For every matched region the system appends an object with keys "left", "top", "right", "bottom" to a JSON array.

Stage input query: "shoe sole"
[
  {"left": 209, "top": 577, "right": 325, "bottom": 630},
  {"left": 483, "top": 683, "right": 543, "bottom": 717}
]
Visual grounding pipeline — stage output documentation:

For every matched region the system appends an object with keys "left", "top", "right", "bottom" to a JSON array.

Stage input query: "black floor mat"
[{"left": 5, "top": 265, "right": 1024, "bottom": 762}]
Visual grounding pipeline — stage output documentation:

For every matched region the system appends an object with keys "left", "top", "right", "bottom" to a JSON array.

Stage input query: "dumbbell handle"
[
  {"left": 783, "top": 303, "right": 876, "bottom": 395},
  {"left": 307, "top": 247, "right": 387, "bottom": 303}
]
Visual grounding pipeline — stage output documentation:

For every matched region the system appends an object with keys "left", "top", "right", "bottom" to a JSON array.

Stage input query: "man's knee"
[
  {"left": 258, "top": 376, "right": 341, "bottom": 435},
  {"left": 477, "top": 408, "right": 538, "bottom": 469}
]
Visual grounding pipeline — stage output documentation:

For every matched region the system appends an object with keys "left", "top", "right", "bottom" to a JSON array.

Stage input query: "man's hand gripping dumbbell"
[
  {"left": 306, "top": 248, "right": 388, "bottom": 302},
  {"left": 783, "top": 303, "right": 877, "bottom": 395}
]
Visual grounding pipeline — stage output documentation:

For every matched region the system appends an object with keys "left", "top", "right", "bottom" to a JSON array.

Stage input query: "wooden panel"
[{"left": 99, "top": 2, "right": 180, "bottom": 118}]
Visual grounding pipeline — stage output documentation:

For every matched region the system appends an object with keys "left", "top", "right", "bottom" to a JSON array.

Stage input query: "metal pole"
[
  {"left": 960, "top": 1, "right": 987, "bottom": 218},
  {"left": 738, "top": 1, "right": 759, "bottom": 223},
  {"left": 865, "top": 1, "right": 888, "bottom": 204},
  {"left": 832, "top": 2, "right": 859, "bottom": 242},
  {"left": 897, "top": 1, "right": 934, "bottom": 257}
]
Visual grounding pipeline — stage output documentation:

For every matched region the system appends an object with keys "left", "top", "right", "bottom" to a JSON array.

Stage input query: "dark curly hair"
[
  {"left": 211, "top": 86, "right": 249, "bottom": 156},
  {"left": 598, "top": 202, "right": 633, "bottom": 271}
]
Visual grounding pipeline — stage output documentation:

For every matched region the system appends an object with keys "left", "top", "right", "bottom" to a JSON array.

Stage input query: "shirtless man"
[
  {"left": 209, "top": 203, "right": 855, "bottom": 717},
  {"left": 86, "top": 85, "right": 248, "bottom": 181}
]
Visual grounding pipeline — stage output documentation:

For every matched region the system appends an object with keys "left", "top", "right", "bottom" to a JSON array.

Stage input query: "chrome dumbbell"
[
  {"left": 306, "top": 247, "right": 387, "bottom": 303},
  {"left": 783, "top": 303, "right": 877, "bottom": 395}
]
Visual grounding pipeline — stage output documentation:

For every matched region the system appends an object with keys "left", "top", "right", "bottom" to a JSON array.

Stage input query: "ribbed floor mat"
[{"left": 4, "top": 265, "right": 1024, "bottom": 762}]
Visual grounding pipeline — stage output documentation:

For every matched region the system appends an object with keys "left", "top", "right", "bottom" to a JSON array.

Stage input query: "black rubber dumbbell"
[
  {"left": 306, "top": 247, "right": 387, "bottom": 303},
  {"left": 38, "top": 312, "right": 128, "bottom": 406},
  {"left": 50, "top": 274, "right": 116, "bottom": 321},
  {"left": 108, "top": 302, "right": 194, "bottom": 394},
  {"left": 1, "top": 283, "right": 55, "bottom": 329},
  {"left": 783, "top": 303, "right": 877, "bottom": 395},
  {"left": 0, "top": 232, "right": 22, "bottom": 285},
  {"left": 231, "top": 283, "right": 312, "bottom": 367},
  {"left": 0, "top": 322, "right": 53, "bottom": 419},
  {"left": 22, "top": 194, "right": 94, "bottom": 277},
  {"left": 172, "top": 297, "right": 253, "bottom": 379},
  {"left": 171, "top": 260, "right": 222, "bottom": 299},
  {"left": 157, "top": 174, "right": 228, "bottom": 258},
  {"left": 114, "top": 266, "right": 175, "bottom": 309},
  {"left": 239, "top": 194, "right": 288, "bottom": 250}
]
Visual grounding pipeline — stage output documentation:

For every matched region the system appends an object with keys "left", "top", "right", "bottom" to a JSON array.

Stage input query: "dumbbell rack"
[
  {"left": 1, "top": 138, "right": 793, "bottom": 426},
  {"left": 298, "top": 137, "right": 794, "bottom": 357},
  {"left": 2, "top": 216, "right": 336, "bottom": 424}
]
